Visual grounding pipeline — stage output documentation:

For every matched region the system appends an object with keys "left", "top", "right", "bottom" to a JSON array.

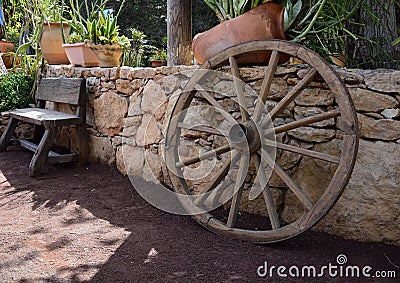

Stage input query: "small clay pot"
[
  {"left": 0, "top": 41, "right": 15, "bottom": 53},
  {"left": 150, "top": 59, "right": 165, "bottom": 68}
]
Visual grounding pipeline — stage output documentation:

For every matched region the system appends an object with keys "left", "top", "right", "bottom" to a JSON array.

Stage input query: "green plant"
[
  {"left": 120, "top": 28, "right": 148, "bottom": 67},
  {"left": 150, "top": 49, "right": 167, "bottom": 62},
  {"left": 25, "top": 0, "right": 69, "bottom": 42},
  {"left": 2, "top": 0, "right": 26, "bottom": 45},
  {"left": 66, "top": 0, "right": 109, "bottom": 43},
  {"left": 15, "top": 0, "right": 69, "bottom": 71},
  {"left": 0, "top": 73, "right": 34, "bottom": 112},
  {"left": 87, "top": 13, "right": 128, "bottom": 47},
  {"left": 79, "top": 0, "right": 130, "bottom": 49},
  {"left": 142, "top": 44, "right": 158, "bottom": 66},
  {"left": 204, "top": 0, "right": 267, "bottom": 21}
]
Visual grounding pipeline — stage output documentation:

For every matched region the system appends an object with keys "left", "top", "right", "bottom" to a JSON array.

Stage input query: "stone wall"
[
  {"left": 0, "top": 117, "right": 34, "bottom": 141},
  {"left": 14, "top": 65, "right": 400, "bottom": 245}
]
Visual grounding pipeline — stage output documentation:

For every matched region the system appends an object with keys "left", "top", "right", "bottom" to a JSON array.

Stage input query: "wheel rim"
[{"left": 164, "top": 40, "right": 359, "bottom": 243}]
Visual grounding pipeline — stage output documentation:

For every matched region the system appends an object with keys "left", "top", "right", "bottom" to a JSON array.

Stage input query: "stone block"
[
  {"left": 94, "top": 91, "right": 128, "bottom": 137},
  {"left": 89, "top": 135, "right": 115, "bottom": 165},
  {"left": 288, "top": 126, "right": 336, "bottom": 143},
  {"left": 295, "top": 88, "right": 334, "bottom": 106},
  {"left": 349, "top": 88, "right": 398, "bottom": 112},
  {"left": 365, "top": 71, "right": 400, "bottom": 93},
  {"left": 357, "top": 114, "right": 400, "bottom": 141}
]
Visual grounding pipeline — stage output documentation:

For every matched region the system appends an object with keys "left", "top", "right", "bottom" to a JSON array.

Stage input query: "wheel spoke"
[
  {"left": 271, "top": 108, "right": 341, "bottom": 134},
  {"left": 226, "top": 153, "right": 250, "bottom": 228},
  {"left": 260, "top": 147, "right": 314, "bottom": 210},
  {"left": 235, "top": 153, "right": 250, "bottom": 192},
  {"left": 194, "top": 150, "right": 240, "bottom": 206},
  {"left": 263, "top": 139, "right": 340, "bottom": 164},
  {"left": 252, "top": 153, "right": 280, "bottom": 230},
  {"left": 269, "top": 68, "right": 317, "bottom": 119},
  {"left": 198, "top": 91, "right": 237, "bottom": 124},
  {"left": 253, "top": 49, "right": 280, "bottom": 123},
  {"left": 176, "top": 144, "right": 231, "bottom": 169},
  {"left": 227, "top": 185, "right": 244, "bottom": 228},
  {"left": 229, "top": 56, "right": 250, "bottom": 121},
  {"left": 177, "top": 122, "right": 228, "bottom": 136},
  {"left": 182, "top": 68, "right": 209, "bottom": 92}
]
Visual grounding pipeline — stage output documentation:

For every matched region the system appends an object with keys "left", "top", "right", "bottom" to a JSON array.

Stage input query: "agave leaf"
[
  {"left": 110, "top": 17, "right": 117, "bottom": 34},
  {"left": 204, "top": 0, "right": 216, "bottom": 8},
  {"left": 216, "top": 3, "right": 229, "bottom": 20},
  {"left": 90, "top": 20, "right": 96, "bottom": 44},
  {"left": 106, "top": 15, "right": 111, "bottom": 35},
  {"left": 204, "top": 0, "right": 218, "bottom": 13},
  {"left": 236, "top": 0, "right": 249, "bottom": 15},
  {"left": 284, "top": 0, "right": 302, "bottom": 31},
  {"left": 222, "top": 0, "right": 229, "bottom": 12}
]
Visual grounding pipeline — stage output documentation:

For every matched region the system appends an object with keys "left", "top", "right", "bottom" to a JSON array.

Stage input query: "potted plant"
[
  {"left": 149, "top": 49, "right": 167, "bottom": 67},
  {"left": 194, "top": 0, "right": 364, "bottom": 65},
  {"left": 0, "top": 0, "right": 16, "bottom": 68},
  {"left": 21, "top": 0, "right": 70, "bottom": 64},
  {"left": 85, "top": 12, "right": 130, "bottom": 67},
  {"left": 61, "top": 0, "right": 109, "bottom": 67},
  {"left": 39, "top": 0, "right": 71, "bottom": 64}
]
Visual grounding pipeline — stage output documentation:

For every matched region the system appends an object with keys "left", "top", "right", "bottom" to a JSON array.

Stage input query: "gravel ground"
[{"left": 0, "top": 146, "right": 399, "bottom": 282}]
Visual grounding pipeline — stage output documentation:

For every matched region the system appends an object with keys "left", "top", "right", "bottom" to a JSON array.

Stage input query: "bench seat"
[{"left": 4, "top": 108, "right": 81, "bottom": 127}]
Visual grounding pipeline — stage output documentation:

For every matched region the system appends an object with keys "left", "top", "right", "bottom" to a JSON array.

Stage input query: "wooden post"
[{"left": 167, "top": 0, "right": 192, "bottom": 66}]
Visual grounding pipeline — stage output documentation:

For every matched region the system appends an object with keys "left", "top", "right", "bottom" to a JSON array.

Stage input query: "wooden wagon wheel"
[{"left": 164, "top": 40, "right": 359, "bottom": 243}]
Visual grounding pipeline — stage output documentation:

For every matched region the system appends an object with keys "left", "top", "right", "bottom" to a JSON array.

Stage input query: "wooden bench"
[{"left": 0, "top": 78, "right": 88, "bottom": 176}]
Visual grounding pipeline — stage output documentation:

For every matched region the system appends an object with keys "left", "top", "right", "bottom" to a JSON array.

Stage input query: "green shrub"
[{"left": 0, "top": 73, "right": 35, "bottom": 112}]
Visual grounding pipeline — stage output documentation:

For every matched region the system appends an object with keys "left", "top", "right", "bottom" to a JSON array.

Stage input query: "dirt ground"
[{"left": 0, "top": 146, "right": 399, "bottom": 282}]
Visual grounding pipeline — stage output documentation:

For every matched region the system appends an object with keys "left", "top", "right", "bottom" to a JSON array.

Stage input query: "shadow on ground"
[{"left": 0, "top": 146, "right": 399, "bottom": 282}]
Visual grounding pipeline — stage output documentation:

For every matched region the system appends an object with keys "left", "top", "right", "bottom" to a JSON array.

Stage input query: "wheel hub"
[{"left": 228, "top": 121, "right": 260, "bottom": 153}]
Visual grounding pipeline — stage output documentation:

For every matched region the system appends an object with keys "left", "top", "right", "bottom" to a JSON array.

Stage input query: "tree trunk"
[
  {"left": 167, "top": 0, "right": 192, "bottom": 66},
  {"left": 346, "top": 0, "right": 399, "bottom": 69}
]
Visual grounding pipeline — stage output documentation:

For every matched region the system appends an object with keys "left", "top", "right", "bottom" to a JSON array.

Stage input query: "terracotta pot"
[
  {"left": 40, "top": 22, "right": 70, "bottom": 64},
  {"left": 150, "top": 59, "right": 165, "bottom": 68},
  {"left": 0, "top": 41, "right": 16, "bottom": 69},
  {"left": 1, "top": 54, "right": 17, "bottom": 69},
  {"left": 62, "top": 42, "right": 99, "bottom": 67},
  {"left": 0, "top": 41, "right": 15, "bottom": 53},
  {"left": 87, "top": 43, "right": 123, "bottom": 67},
  {"left": 192, "top": 3, "right": 285, "bottom": 65}
]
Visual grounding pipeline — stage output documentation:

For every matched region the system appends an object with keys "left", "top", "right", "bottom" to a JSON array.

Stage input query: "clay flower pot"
[
  {"left": 62, "top": 42, "right": 99, "bottom": 67},
  {"left": 1, "top": 54, "right": 21, "bottom": 69},
  {"left": 40, "top": 22, "right": 70, "bottom": 65},
  {"left": 192, "top": 3, "right": 285, "bottom": 65},
  {"left": 0, "top": 41, "right": 16, "bottom": 69},
  {"left": 150, "top": 59, "right": 166, "bottom": 68},
  {"left": 0, "top": 40, "right": 15, "bottom": 53},
  {"left": 86, "top": 41, "right": 123, "bottom": 68}
]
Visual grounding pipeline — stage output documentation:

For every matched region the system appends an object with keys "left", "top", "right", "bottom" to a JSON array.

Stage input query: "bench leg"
[
  {"left": 75, "top": 125, "right": 89, "bottom": 165},
  {"left": 29, "top": 126, "right": 57, "bottom": 177},
  {"left": 0, "top": 118, "right": 18, "bottom": 151}
]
